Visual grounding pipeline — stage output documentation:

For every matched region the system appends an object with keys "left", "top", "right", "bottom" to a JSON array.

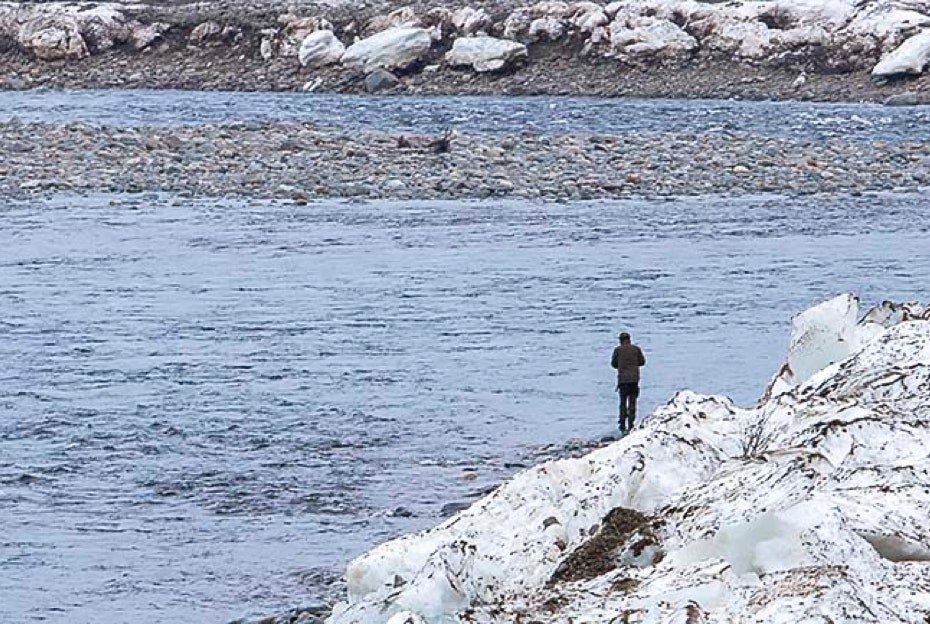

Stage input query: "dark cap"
[{"left": 619, "top": 332, "right": 631, "bottom": 341}]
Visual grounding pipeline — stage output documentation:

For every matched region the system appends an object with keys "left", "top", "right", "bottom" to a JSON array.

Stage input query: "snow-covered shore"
[
  {"left": 3, "top": 0, "right": 930, "bottom": 99},
  {"left": 327, "top": 294, "right": 930, "bottom": 624}
]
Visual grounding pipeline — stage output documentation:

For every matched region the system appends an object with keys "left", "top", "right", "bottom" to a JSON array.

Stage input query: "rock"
[
  {"left": 884, "top": 91, "right": 920, "bottom": 106},
  {"left": 531, "top": 1, "right": 573, "bottom": 19},
  {"left": 396, "top": 130, "right": 454, "bottom": 153},
  {"left": 298, "top": 30, "right": 345, "bottom": 68},
  {"left": 390, "top": 506, "right": 414, "bottom": 517},
  {"left": 17, "top": 17, "right": 88, "bottom": 60},
  {"left": 283, "top": 16, "right": 332, "bottom": 41},
  {"left": 445, "top": 36, "right": 528, "bottom": 72},
  {"left": 72, "top": 5, "right": 132, "bottom": 52},
  {"left": 129, "top": 23, "right": 165, "bottom": 51},
  {"left": 3, "top": 76, "right": 27, "bottom": 89},
  {"left": 844, "top": 7, "right": 930, "bottom": 51},
  {"left": 573, "top": 5, "right": 609, "bottom": 34},
  {"left": 688, "top": 17, "right": 775, "bottom": 60},
  {"left": 188, "top": 21, "right": 222, "bottom": 44},
  {"left": 278, "top": 16, "right": 333, "bottom": 56},
  {"left": 439, "top": 501, "right": 470, "bottom": 517},
  {"left": 501, "top": 8, "right": 533, "bottom": 41},
  {"left": 366, "top": 7, "right": 422, "bottom": 35},
  {"left": 260, "top": 34, "right": 275, "bottom": 60},
  {"left": 872, "top": 30, "right": 930, "bottom": 77},
  {"left": 609, "top": 16, "right": 698, "bottom": 60},
  {"left": 423, "top": 7, "right": 453, "bottom": 31},
  {"left": 382, "top": 178, "right": 408, "bottom": 191},
  {"left": 451, "top": 7, "right": 492, "bottom": 36},
  {"left": 528, "top": 16, "right": 565, "bottom": 41},
  {"left": 221, "top": 25, "right": 241, "bottom": 42},
  {"left": 363, "top": 68, "right": 399, "bottom": 93},
  {"left": 341, "top": 27, "right": 433, "bottom": 72}
]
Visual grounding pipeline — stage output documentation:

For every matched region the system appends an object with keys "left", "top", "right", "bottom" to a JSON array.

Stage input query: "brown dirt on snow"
[{"left": 548, "top": 507, "right": 653, "bottom": 585}]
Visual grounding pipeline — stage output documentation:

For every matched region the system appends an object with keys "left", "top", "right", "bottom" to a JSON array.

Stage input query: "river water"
[
  {"left": 2, "top": 92, "right": 930, "bottom": 624},
  {"left": 2, "top": 89, "right": 929, "bottom": 142}
]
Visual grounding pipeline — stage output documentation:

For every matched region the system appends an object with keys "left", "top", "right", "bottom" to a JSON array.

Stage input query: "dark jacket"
[{"left": 611, "top": 344, "right": 646, "bottom": 384}]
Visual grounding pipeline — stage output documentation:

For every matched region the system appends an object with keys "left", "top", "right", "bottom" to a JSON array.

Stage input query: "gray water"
[
  {"left": 2, "top": 89, "right": 929, "bottom": 142},
  {"left": 2, "top": 92, "right": 930, "bottom": 624},
  {"left": 3, "top": 191, "right": 930, "bottom": 623}
]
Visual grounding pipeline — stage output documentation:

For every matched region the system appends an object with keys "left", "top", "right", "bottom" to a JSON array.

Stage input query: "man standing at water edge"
[{"left": 611, "top": 332, "right": 646, "bottom": 435}]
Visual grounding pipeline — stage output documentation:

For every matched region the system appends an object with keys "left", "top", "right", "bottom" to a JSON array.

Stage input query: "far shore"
[
  {"left": 3, "top": 0, "right": 930, "bottom": 104},
  {"left": 2, "top": 46, "right": 928, "bottom": 104}
]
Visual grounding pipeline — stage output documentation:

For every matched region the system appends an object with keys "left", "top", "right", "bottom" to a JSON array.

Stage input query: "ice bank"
[{"left": 327, "top": 294, "right": 930, "bottom": 624}]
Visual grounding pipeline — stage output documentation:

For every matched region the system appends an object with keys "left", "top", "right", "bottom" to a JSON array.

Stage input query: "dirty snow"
[{"left": 328, "top": 295, "right": 930, "bottom": 624}]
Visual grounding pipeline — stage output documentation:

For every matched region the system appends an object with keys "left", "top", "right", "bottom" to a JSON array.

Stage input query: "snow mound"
[{"left": 327, "top": 295, "right": 930, "bottom": 624}]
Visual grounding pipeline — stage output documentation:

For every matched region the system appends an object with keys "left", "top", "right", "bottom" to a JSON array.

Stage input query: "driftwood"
[{"left": 396, "top": 128, "right": 455, "bottom": 153}]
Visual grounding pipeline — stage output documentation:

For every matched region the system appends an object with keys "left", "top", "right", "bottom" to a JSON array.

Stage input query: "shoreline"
[
  {"left": 3, "top": 44, "right": 928, "bottom": 104},
  {"left": 3, "top": 0, "right": 930, "bottom": 103}
]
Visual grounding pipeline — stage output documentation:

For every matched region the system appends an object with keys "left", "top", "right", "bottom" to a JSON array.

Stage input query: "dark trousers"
[{"left": 618, "top": 382, "right": 639, "bottom": 431}]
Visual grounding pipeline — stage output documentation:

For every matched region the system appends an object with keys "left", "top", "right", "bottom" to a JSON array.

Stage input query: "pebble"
[{"left": 3, "top": 121, "right": 928, "bottom": 201}]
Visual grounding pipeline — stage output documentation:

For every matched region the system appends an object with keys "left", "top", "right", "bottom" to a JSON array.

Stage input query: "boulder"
[
  {"left": 0, "top": 3, "right": 161, "bottom": 60},
  {"left": 18, "top": 17, "right": 88, "bottom": 60},
  {"left": 365, "top": 7, "right": 421, "bottom": 35},
  {"left": 451, "top": 7, "right": 492, "bottom": 35},
  {"left": 446, "top": 36, "right": 528, "bottom": 72},
  {"left": 70, "top": 5, "right": 130, "bottom": 52},
  {"left": 341, "top": 27, "right": 433, "bottom": 72},
  {"left": 844, "top": 6, "right": 930, "bottom": 46},
  {"left": 282, "top": 15, "right": 332, "bottom": 41},
  {"left": 609, "top": 16, "right": 698, "bottom": 60},
  {"left": 689, "top": 16, "right": 778, "bottom": 59},
  {"left": 572, "top": 4, "right": 609, "bottom": 33},
  {"left": 872, "top": 29, "right": 930, "bottom": 76},
  {"left": 760, "top": 0, "right": 857, "bottom": 30},
  {"left": 424, "top": 7, "right": 453, "bottom": 29},
  {"left": 279, "top": 15, "right": 333, "bottom": 55},
  {"left": 422, "top": 7, "right": 453, "bottom": 40},
  {"left": 502, "top": 8, "right": 533, "bottom": 41},
  {"left": 129, "top": 22, "right": 165, "bottom": 51},
  {"left": 528, "top": 16, "right": 565, "bottom": 41},
  {"left": 364, "top": 68, "right": 399, "bottom": 92},
  {"left": 298, "top": 30, "right": 345, "bottom": 67},
  {"left": 530, "top": 1, "right": 573, "bottom": 19}
]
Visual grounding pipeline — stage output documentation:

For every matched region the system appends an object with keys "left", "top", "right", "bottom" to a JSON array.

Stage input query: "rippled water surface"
[
  {"left": 2, "top": 189, "right": 929, "bottom": 623},
  {"left": 3, "top": 89, "right": 930, "bottom": 142}
]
